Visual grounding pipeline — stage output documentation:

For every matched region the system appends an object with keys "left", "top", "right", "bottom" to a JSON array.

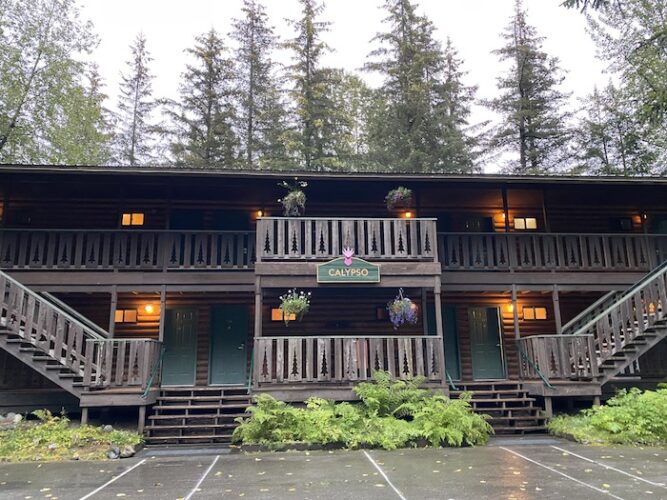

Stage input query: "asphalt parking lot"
[{"left": 0, "top": 438, "right": 665, "bottom": 500}]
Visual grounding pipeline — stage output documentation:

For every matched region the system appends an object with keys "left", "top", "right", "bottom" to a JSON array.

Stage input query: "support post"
[
  {"left": 137, "top": 406, "right": 146, "bottom": 434},
  {"left": 593, "top": 395, "right": 601, "bottom": 407},
  {"left": 544, "top": 396, "right": 553, "bottom": 418},
  {"left": 158, "top": 286, "right": 166, "bottom": 342},
  {"left": 434, "top": 277, "right": 447, "bottom": 391},
  {"left": 511, "top": 285, "right": 520, "bottom": 340},
  {"left": 81, "top": 407, "right": 88, "bottom": 426},
  {"left": 421, "top": 288, "right": 429, "bottom": 335},
  {"left": 501, "top": 185, "right": 510, "bottom": 232},
  {"left": 108, "top": 286, "right": 117, "bottom": 338},
  {"left": 552, "top": 285, "right": 562, "bottom": 335},
  {"left": 253, "top": 277, "right": 262, "bottom": 389}
]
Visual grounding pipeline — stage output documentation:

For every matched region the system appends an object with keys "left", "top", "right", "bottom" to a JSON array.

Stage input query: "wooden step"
[
  {"left": 148, "top": 412, "right": 249, "bottom": 420},
  {"left": 145, "top": 423, "right": 238, "bottom": 431},
  {"left": 145, "top": 434, "right": 234, "bottom": 443},
  {"left": 157, "top": 395, "right": 251, "bottom": 402},
  {"left": 154, "top": 403, "right": 250, "bottom": 411}
]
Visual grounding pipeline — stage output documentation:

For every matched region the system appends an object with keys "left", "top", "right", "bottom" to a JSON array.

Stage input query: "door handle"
[{"left": 238, "top": 343, "right": 245, "bottom": 350}]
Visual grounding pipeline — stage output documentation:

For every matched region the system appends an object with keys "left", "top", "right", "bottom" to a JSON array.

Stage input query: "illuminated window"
[
  {"left": 271, "top": 308, "right": 296, "bottom": 322},
  {"left": 114, "top": 309, "right": 138, "bottom": 323},
  {"left": 514, "top": 217, "right": 537, "bottom": 230},
  {"left": 121, "top": 212, "right": 145, "bottom": 226},
  {"left": 523, "top": 306, "right": 547, "bottom": 320}
]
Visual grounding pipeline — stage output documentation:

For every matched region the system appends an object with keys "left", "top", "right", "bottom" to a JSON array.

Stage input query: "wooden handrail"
[{"left": 517, "top": 334, "right": 598, "bottom": 381}]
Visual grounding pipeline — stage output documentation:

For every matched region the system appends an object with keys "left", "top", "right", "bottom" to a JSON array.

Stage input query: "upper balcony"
[{"left": 256, "top": 217, "right": 438, "bottom": 262}]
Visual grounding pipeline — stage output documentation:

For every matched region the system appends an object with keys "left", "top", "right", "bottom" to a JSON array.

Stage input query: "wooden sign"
[{"left": 317, "top": 257, "right": 380, "bottom": 283}]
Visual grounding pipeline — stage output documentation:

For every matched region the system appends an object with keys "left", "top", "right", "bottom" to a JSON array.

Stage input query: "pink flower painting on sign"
[{"left": 343, "top": 247, "right": 354, "bottom": 266}]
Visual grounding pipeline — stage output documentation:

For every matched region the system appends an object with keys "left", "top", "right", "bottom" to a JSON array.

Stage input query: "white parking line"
[
  {"left": 500, "top": 447, "right": 626, "bottom": 500},
  {"left": 183, "top": 455, "right": 220, "bottom": 500},
  {"left": 79, "top": 458, "right": 147, "bottom": 500},
  {"left": 363, "top": 450, "right": 408, "bottom": 500},
  {"left": 550, "top": 445, "right": 667, "bottom": 488}
]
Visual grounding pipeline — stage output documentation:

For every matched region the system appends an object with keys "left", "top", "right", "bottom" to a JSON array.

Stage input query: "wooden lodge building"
[{"left": 1, "top": 164, "right": 666, "bottom": 444}]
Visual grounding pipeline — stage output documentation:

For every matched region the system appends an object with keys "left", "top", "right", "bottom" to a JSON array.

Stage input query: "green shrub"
[
  {"left": 548, "top": 387, "right": 667, "bottom": 446},
  {"left": 0, "top": 410, "right": 142, "bottom": 462},
  {"left": 234, "top": 371, "right": 493, "bottom": 450}
]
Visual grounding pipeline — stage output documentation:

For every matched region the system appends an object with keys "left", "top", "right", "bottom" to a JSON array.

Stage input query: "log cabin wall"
[{"left": 261, "top": 288, "right": 424, "bottom": 338}]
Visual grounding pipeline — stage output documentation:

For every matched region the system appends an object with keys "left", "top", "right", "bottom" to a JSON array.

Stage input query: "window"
[
  {"left": 514, "top": 217, "right": 537, "bottom": 230},
  {"left": 114, "top": 309, "right": 137, "bottom": 323},
  {"left": 523, "top": 306, "right": 547, "bottom": 320},
  {"left": 271, "top": 308, "right": 296, "bottom": 322},
  {"left": 121, "top": 212, "right": 145, "bottom": 226}
]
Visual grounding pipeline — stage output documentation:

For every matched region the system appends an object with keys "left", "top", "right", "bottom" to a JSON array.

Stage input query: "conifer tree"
[
  {"left": 115, "top": 33, "right": 156, "bottom": 166},
  {"left": 574, "top": 84, "right": 655, "bottom": 175},
  {"left": 485, "top": 0, "right": 572, "bottom": 174},
  {"left": 232, "top": 0, "right": 289, "bottom": 169},
  {"left": 165, "top": 29, "right": 237, "bottom": 168},
  {"left": 365, "top": 0, "right": 477, "bottom": 173},
  {"left": 284, "top": 0, "right": 334, "bottom": 170}
]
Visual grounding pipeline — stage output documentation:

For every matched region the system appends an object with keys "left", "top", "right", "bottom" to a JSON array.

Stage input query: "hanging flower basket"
[
  {"left": 279, "top": 289, "right": 311, "bottom": 326},
  {"left": 278, "top": 179, "right": 308, "bottom": 216},
  {"left": 385, "top": 186, "right": 413, "bottom": 211},
  {"left": 387, "top": 288, "right": 418, "bottom": 330}
]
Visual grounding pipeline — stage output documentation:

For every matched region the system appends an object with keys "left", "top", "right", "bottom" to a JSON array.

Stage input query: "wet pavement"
[{"left": 0, "top": 438, "right": 665, "bottom": 499}]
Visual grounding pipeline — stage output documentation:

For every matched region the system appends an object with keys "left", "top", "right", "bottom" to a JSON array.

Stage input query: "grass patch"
[
  {"left": 0, "top": 410, "right": 143, "bottom": 462},
  {"left": 233, "top": 371, "right": 493, "bottom": 450},
  {"left": 548, "top": 386, "right": 667, "bottom": 446}
]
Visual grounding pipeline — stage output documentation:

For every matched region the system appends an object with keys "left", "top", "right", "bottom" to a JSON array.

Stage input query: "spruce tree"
[
  {"left": 485, "top": 0, "right": 571, "bottom": 174},
  {"left": 575, "top": 84, "right": 655, "bottom": 175},
  {"left": 165, "top": 29, "right": 237, "bottom": 168},
  {"left": 284, "top": 0, "right": 334, "bottom": 170},
  {"left": 115, "top": 33, "right": 156, "bottom": 166},
  {"left": 365, "top": 0, "right": 477, "bottom": 173},
  {"left": 232, "top": 0, "right": 289, "bottom": 170}
]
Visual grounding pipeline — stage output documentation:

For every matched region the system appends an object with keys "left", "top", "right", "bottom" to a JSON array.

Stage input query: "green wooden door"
[
  {"left": 162, "top": 308, "right": 198, "bottom": 386},
  {"left": 469, "top": 307, "right": 505, "bottom": 380},
  {"left": 209, "top": 305, "right": 249, "bottom": 385},
  {"left": 426, "top": 304, "right": 461, "bottom": 380}
]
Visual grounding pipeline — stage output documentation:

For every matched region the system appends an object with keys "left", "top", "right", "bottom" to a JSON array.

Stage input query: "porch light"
[
  {"left": 144, "top": 304, "right": 155, "bottom": 314},
  {"left": 404, "top": 211, "right": 413, "bottom": 219},
  {"left": 257, "top": 209, "right": 264, "bottom": 218}
]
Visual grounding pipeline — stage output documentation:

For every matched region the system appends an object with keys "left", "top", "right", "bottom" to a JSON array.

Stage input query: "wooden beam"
[
  {"left": 158, "top": 285, "right": 166, "bottom": 342},
  {"left": 501, "top": 185, "right": 510, "bottom": 232},
  {"left": 254, "top": 277, "right": 262, "bottom": 338},
  {"left": 108, "top": 286, "right": 117, "bottom": 338},
  {"left": 434, "top": 276, "right": 447, "bottom": 389},
  {"left": 552, "top": 284, "right": 562, "bottom": 334},
  {"left": 511, "top": 284, "right": 520, "bottom": 340}
]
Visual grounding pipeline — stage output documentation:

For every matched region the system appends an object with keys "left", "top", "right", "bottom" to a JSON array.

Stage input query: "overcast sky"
[{"left": 80, "top": 0, "right": 609, "bottom": 171}]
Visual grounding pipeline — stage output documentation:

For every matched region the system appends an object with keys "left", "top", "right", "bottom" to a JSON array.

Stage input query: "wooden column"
[
  {"left": 501, "top": 185, "right": 510, "bottom": 232},
  {"left": 108, "top": 286, "right": 117, "bottom": 338},
  {"left": 511, "top": 285, "right": 520, "bottom": 340},
  {"left": 421, "top": 288, "right": 429, "bottom": 335},
  {"left": 434, "top": 277, "right": 447, "bottom": 390},
  {"left": 552, "top": 285, "right": 562, "bottom": 334},
  {"left": 158, "top": 286, "right": 167, "bottom": 342},
  {"left": 137, "top": 406, "right": 146, "bottom": 434},
  {"left": 254, "top": 277, "right": 263, "bottom": 338}
]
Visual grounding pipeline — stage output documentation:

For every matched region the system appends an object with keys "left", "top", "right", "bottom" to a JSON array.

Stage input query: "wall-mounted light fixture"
[
  {"left": 144, "top": 304, "right": 156, "bottom": 314},
  {"left": 257, "top": 209, "right": 264, "bottom": 218},
  {"left": 403, "top": 211, "right": 414, "bottom": 219}
]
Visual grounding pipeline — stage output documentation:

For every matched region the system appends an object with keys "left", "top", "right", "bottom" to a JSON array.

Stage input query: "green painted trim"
[{"left": 316, "top": 257, "right": 380, "bottom": 283}]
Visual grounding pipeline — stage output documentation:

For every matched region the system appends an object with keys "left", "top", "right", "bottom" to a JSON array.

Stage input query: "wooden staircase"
[
  {"left": 144, "top": 387, "right": 252, "bottom": 445},
  {"left": 451, "top": 381, "right": 547, "bottom": 433},
  {"left": 0, "top": 270, "right": 162, "bottom": 408}
]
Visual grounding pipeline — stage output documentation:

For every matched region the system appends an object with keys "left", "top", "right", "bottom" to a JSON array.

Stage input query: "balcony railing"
[
  {"left": 0, "top": 229, "right": 255, "bottom": 270},
  {"left": 517, "top": 334, "right": 599, "bottom": 381},
  {"left": 439, "top": 232, "right": 667, "bottom": 272},
  {"left": 254, "top": 335, "right": 445, "bottom": 385},
  {"left": 256, "top": 217, "right": 438, "bottom": 261}
]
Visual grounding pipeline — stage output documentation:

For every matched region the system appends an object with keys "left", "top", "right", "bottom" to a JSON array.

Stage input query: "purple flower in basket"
[
  {"left": 385, "top": 187, "right": 413, "bottom": 211},
  {"left": 387, "top": 288, "right": 418, "bottom": 330}
]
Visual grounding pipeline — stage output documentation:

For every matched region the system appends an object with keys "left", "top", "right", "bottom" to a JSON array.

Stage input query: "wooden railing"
[
  {"left": 439, "top": 232, "right": 667, "bottom": 272},
  {"left": 571, "top": 262, "right": 667, "bottom": 366},
  {"left": 254, "top": 336, "right": 444, "bottom": 385},
  {"left": 256, "top": 217, "right": 438, "bottom": 261},
  {"left": 0, "top": 229, "right": 255, "bottom": 270},
  {"left": 83, "top": 339, "right": 163, "bottom": 390},
  {"left": 518, "top": 334, "right": 599, "bottom": 381},
  {"left": 0, "top": 269, "right": 161, "bottom": 392}
]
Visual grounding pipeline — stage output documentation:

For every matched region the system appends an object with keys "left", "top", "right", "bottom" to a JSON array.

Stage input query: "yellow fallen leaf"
[
  {"left": 602, "top": 484, "right": 611, "bottom": 488},
  {"left": 374, "top": 484, "right": 385, "bottom": 488}
]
